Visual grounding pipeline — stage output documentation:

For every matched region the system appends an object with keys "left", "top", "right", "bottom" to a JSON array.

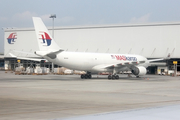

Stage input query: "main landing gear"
[
  {"left": 108, "top": 67, "right": 119, "bottom": 80},
  {"left": 81, "top": 73, "right": 92, "bottom": 79},
  {"left": 108, "top": 74, "right": 119, "bottom": 80}
]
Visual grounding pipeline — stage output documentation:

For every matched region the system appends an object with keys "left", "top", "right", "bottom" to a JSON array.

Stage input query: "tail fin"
[{"left": 32, "top": 17, "right": 62, "bottom": 51}]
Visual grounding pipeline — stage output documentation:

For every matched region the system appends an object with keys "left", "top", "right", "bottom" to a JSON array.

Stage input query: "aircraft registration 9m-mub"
[{"left": 33, "top": 17, "right": 165, "bottom": 79}]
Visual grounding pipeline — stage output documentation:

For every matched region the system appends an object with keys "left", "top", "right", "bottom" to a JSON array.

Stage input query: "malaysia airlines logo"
[
  {"left": 111, "top": 55, "right": 115, "bottom": 59},
  {"left": 7, "top": 33, "right": 17, "bottom": 44},
  {"left": 39, "top": 32, "right": 52, "bottom": 46},
  {"left": 111, "top": 55, "right": 137, "bottom": 61}
]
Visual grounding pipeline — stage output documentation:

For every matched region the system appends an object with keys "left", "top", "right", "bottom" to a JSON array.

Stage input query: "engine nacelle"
[{"left": 131, "top": 66, "right": 147, "bottom": 76}]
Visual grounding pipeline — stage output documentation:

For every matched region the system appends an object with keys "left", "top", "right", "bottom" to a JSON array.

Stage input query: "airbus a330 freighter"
[{"left": 33, "top": 17, "right": 164, "bottom": 79}]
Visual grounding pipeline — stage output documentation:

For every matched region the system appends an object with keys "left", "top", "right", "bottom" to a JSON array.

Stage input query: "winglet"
[
  {"left": 164, "top": 53, "right": 171, "bottom": 60},
  {"left": 9, "top": 53, "right": 16, "bottom": 57}
]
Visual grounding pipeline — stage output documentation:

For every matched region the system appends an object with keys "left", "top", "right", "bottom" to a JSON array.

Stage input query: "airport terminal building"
[{"left": 3, "top": 22, "right": 180, "bottom": 74}]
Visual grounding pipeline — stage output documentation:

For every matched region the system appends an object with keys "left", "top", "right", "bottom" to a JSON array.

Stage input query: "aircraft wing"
[
  {"left": 9, "top": 53, "right": 47, "bottom": 62},
  {"left": 148, "top": 54, "right": 170, "bottom": 62},
  {"left": 104, "top": 61, "right": 146, "bottom": 68},
  {"left": 148, "top": 58, "right": 164, "bottom": 62},
  {"left": 92, "top": 61, "right": 146, "bottom": 71}
]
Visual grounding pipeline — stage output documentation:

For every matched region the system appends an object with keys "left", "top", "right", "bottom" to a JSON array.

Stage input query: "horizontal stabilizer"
[
  {"left": 46, "top": 49, "right": 64, "bottom": 59},
  {"left": 35, "top": 49, "right": 64, "bottom": 59},
  {"left": 9, "top": 53, "right": 47, "bottom": 62}
]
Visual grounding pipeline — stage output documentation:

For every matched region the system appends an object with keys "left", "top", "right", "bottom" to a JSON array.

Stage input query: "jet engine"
[{"left": 131, "top": 66, "right": 147, "bottom": 76}]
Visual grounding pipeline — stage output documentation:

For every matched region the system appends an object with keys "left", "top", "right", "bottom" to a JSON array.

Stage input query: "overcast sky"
[{"left": 1, "top": 0, "right": 180, "bottom": 53}]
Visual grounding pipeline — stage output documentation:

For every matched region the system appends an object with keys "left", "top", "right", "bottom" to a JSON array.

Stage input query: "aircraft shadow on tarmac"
[{"left": 1, "top": 74, "right": 173, "bottom": 81}]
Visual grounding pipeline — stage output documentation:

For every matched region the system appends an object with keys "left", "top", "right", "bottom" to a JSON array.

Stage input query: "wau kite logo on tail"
[
  {"left": 7, "top": 33, "right": 17, "bottom": 44},
  {"left": 39, "top": 32, "right": 52, "bottom": 46}
]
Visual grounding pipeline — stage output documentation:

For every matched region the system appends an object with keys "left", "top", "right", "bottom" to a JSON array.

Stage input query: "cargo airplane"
[{"left": 33, "top": 17, "right": 165, "bottom": 79}]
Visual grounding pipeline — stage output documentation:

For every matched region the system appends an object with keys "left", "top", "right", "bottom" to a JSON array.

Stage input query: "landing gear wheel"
[
  {"left": 112, "top": 75, "right": 115, "bottom": 80},
  {"left": 81, "top": 73, "right": 92, "bottom": 79},
  {"left": 81, "top": 74, "right": 85, "bottom": 79},
  {"left": 85, "top": 74, "right": 88, "bottom": 79},
  {"left": 87, "top": 74, "right": 92, "bottom": 79},
  {"left": 108, "top": 75, "right": 112, "bottom": 80},
  {"left": 115, "top": 75, "right": 119, "bottom": 79}
]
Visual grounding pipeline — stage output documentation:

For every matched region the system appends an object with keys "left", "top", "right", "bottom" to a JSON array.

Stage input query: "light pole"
[
  {"left": 49, "top": 14, "right": 56, "bottom": 38},
  {"left": 49, "top": 14, "right": 56, "bottom": 73}
]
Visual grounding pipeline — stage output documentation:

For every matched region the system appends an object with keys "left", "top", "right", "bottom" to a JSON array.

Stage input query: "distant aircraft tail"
[{"left": 33, "top": 17, "right": 64, "bottom": 57}]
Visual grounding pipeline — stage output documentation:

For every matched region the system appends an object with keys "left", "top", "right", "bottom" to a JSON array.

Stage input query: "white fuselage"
[
  {"left": 32, "top": 17, "right": 151, "bottom": 76},
  {"left": 43, "top": 51, "right": 149, "bottom": 73}
]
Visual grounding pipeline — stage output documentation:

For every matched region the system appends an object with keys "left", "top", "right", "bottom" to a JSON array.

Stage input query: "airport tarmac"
[{"left": 0, "top": 71, "right": 180, "bottom": 120}]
